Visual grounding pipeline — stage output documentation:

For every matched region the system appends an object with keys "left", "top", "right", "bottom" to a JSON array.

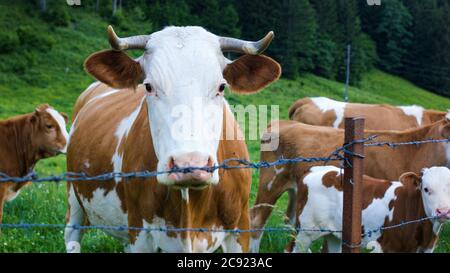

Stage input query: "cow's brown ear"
[
  {"left": 223, "top": 55, "right": 281, "bottom": 94},
  {"left": 84, "top": 50, "right": 144, "bottom": 89},
  {"left": 399, "top": 172, "right": 421, "bottom": 188},
  {"left": 441, "top": 122, "right": 450, "bottom": 139},
  {"left": 30, "top": 109, "right": 40, "bottom": 123},
  {"left": 61, "top": 112, "right": 69, "bottom": 123}
]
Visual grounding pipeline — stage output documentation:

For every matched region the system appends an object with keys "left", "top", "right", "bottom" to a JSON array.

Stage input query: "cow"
[
  {"left": 286, "top": 166, "right": 450, "bottom": 253},
  {"left": 288, "top": 97, "right": 447, "bottom": 130},
  {"left": 0, "top": 104, "right": 69, "bottom": 224},
  {"left": 65, "top": 26, "right": 281, "bottom": 253},
  {"left": 250, "top": 116, "right": 450, "bottom": 252}
]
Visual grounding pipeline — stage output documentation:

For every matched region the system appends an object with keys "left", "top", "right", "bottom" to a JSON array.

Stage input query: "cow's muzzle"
[
  {"left": 166, "top": 153, "right": 215, "bottom": 189},
  {"left": 436, "top": 208, "right": 450, "bottom": 223}
]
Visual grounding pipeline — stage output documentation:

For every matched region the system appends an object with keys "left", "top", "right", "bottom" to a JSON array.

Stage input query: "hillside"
[{"left": 0, "top": 2, "right": 449, "bottom": 253}]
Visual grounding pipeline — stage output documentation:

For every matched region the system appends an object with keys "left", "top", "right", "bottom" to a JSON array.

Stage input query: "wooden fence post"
[{"left": 342, "top": 117, "right": 365, "bottom": 253}]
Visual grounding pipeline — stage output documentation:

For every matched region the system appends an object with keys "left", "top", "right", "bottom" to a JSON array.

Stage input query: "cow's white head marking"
[
  {"left": 420, "top": 167, "right": 450, "bottom": 223},
  {"left": 84, "top": 26, "right": 281, "bottom": 189}
]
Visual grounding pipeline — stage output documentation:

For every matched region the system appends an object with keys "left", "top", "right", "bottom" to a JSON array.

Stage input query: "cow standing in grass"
[
  {"left": 250, "top": 116, "right": 450, "bottom": 252},
  {"left": 0, "top": 104, "right": 68, "bottom": 224},
  {"left": 65, "top": 26, "right": 281, "bottom": 253},
  {"left": 286, "top": 166, "right": 450, "bottom": 253},
  {"left": 289, "top": 97, "right": 446, "bottom": 130}
]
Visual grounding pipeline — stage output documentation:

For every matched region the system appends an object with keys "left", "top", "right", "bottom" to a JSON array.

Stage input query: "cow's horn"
[
  {"left": 219, "top": 31, "right": 274, "bottom": 55},
  {"left": 107, "top": 25, "right": 150, "bottom": 50}
]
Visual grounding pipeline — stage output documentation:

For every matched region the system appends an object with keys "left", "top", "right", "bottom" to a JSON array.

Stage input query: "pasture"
[{"left": 0, "top": 2, "right": 449, "bottom": 252}]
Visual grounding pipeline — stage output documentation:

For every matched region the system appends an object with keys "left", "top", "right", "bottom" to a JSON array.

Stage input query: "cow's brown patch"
[
  {"left": 375, "top": 173, "right": 438, "bottom": 252},
  {"left": 322, "top": 171, "right": 343, "bottom": 191}
]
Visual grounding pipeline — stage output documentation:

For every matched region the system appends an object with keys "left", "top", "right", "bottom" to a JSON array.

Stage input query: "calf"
[
  {"left": 287, "top": 166, "right": 450, "bottom": 253},
  {"left": 250, "top": 116, "right": 450, "bottom": 252},
  {"left": 289, "top": 97, "right": 446, "bottom": 130},
  {"left": 0, "top": 104, "right": 69, "bottom": 224}
]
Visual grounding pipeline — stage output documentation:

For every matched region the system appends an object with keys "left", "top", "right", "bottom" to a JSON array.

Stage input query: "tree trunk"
[
  {"left": 39, "top": 0, "right": 46, "bottom": 12},
  {"left": 119, "top": 0, "right": 123, "bottom": 10},
  {"left": 112, "top": 0, "right": 117, "bottom": 16},
  {"left": 96, "top": 0, "right": 100, "bottom": 12}
]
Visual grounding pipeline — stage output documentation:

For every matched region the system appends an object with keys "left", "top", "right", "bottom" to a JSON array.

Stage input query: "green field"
[{"left": 0, "top": 2, "right": 449, "bottom": 253}]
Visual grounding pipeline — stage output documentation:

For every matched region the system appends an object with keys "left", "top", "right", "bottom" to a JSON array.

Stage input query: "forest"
[{"left": 18, "top": 0, "right": 450, "bottom": 96}]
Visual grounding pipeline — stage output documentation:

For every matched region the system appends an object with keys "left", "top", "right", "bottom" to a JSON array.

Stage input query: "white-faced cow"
[
  {"left": 286, "top": 166, "right": 450, "bottom": 253},
  {"left": 65, "top": 26, "right": 281, "bottom": 253},
  {"left": 250, "top": 116, "right": 450, "bottom": 252},
  {"left": 289, "top": 97, "right": 447, "bottom": 130},
  {"left": 0, "top": 104, "right": 68, "bottom": 224}
]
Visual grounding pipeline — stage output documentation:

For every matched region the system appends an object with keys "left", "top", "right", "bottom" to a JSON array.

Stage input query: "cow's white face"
[
  {"left": 421, "top": 167, "right": 450, "bottom": 223},
  {"left": 142, "top": 27, "right": 226, "bottom": 186},
  {"left": 84, "top": 26, "right": 281, "bottom": 189}
]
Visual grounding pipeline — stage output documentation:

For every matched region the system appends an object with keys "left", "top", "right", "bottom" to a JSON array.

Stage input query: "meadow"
[{"left": 0, "top": 2, "right": 449, "bottom": 252}]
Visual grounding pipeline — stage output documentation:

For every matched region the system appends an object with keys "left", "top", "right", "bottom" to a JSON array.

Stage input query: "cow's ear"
[
  {"left": 223, "top": 55, "right": 281, "bottom": 94},
  {"left": 84, "top": 50, "right": 144, "bottom": 89},
  {"left": 399, "top": 172, "right": 422, "bottom": 188},
  {"left": 30, "top": 109, "right": 40, "bottom": 123},
  {"left": 440, "top": 122, "right": 450, "bottom": 139},
  {"left": 61, "top": 112, "right": 69, "bottom": 123}
]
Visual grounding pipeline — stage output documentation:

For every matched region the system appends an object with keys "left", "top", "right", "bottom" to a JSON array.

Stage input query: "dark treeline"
[{"left": 39, "top": 0, "right": 450, "bottom": 96}]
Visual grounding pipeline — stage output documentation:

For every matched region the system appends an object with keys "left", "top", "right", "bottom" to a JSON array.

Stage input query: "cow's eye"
[
  {"left": 218, "top": 83, "right": 226, "bottom": 94},
  {"left": 46, "top": 124, "right": 54, "bottom": 130},
  {"left": 145, "top": 83, "right": 153, "bottom": 93},
  {"left": 424, "top": 187, "right": 430, "bottom": 194}
]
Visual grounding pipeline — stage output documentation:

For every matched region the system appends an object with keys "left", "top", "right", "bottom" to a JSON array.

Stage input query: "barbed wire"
[
  {"left": 0, "top": 156, "right": 345, "bottom": 184},
  {"left": 0, "top": 216, "right": 438, "bottom": 242},
  {"left": 364, "top": 137, "right": 450, "bottom": 148},
  {"left": 0, "top": 134, "right": 448, "bottom": 251},
  {"left": 0, "top": 136, "right": 449, "bottom": 184}
]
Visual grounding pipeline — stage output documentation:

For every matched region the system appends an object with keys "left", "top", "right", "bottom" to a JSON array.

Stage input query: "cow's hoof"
[{"left": 66, "top": 241, "right": 81, "bottom": 253}]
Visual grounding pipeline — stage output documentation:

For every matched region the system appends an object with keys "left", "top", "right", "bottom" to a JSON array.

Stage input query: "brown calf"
[{"left": 0, "top": 104, "right": 68, "bottom": 224}]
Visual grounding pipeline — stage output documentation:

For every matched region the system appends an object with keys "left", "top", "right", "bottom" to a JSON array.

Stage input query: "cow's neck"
[
  {"left": 386, "top": 188, "right": 439, "bottom": 252},
  {"left": 0, "top": 116, "right": 38, "bottom": 177},
  {"left": 391, "top": 120, "right": 447, "bottom": 166}
]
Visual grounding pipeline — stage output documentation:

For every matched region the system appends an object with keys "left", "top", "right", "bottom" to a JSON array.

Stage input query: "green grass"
[{"left": 0, "top": 1, "right": 449, "bottom": 253}]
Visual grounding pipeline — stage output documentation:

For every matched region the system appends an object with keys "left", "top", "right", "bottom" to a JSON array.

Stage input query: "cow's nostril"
[
  {"left": 207, "top": 156, "right": 214, "bottom": 168},
  {"left": 437, "top": 209, "right": 450, "bottom": 215},
  {"left": 168, "top": 157, "right": 176, "bottom": 169}
]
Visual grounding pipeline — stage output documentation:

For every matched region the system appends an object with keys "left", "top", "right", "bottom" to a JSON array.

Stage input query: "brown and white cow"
[
  {"left": 250, "top": 116, "right": 450, "bottom": 252},
  {"left": 0, "top": 104, "right": 68, "bottom": 224},
  {"left": 65, "top": 26, "right": 281, "bottom": 253},
  {"left": 286, "top": 166, "right": 450, "bottom": 253},
  {"left": 289, "top": 97, "right": 447, "bottom": 130}
]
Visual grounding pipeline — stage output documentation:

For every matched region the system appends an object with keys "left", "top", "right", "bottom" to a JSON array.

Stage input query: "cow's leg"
[
  {"left": 0, "top": 186, "right": 5, "bottom": 227},
  {"left": 64, "top": 184, "right": 85, "bottom": 253},
  {"left": 292, "top": 233, "right": 317, "bottom": 253},
  {"left": 325, "top": 235, "right": 342, "bottom": 253},
  {"left": 127, "top": 229, "right": 157, "bottom": 253},
  {"left": 285, "top": 187, "right": 297, "bottom": 225},
  {"left": 222, "top": 234, "right": 245, "bottom": 253},
  {"left": 222, "top": 210, "right": 250, "bottom": 253},
  {"left": 126, "top": 207, "right": 158, "bottom": 253},
  {"left": 251, "top": 166, "right": 293, "bottom": 252}
]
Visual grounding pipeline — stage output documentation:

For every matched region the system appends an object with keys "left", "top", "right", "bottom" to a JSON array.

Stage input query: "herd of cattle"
[{"left": 0, "top": 26, "right": 449, "bottom": 253}]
